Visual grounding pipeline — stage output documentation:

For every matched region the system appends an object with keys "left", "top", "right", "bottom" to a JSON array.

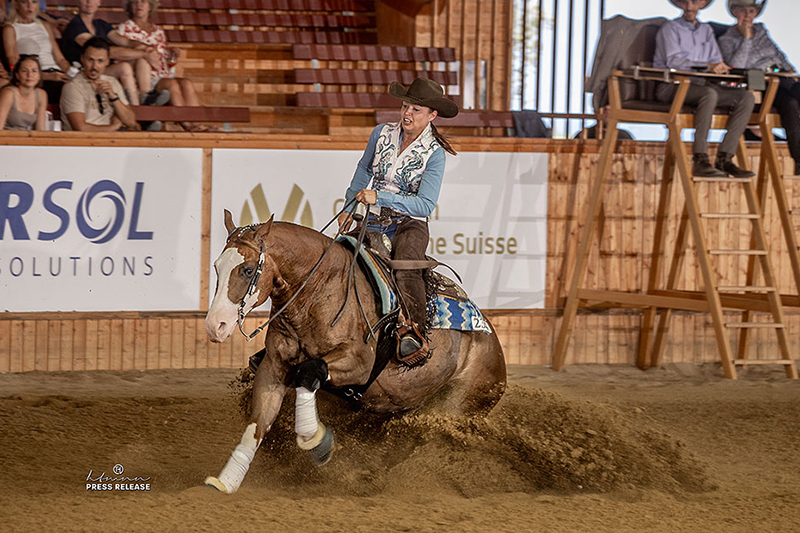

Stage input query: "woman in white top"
[{"left": 2, "top": 0, "right": 69, "bottom": 101}]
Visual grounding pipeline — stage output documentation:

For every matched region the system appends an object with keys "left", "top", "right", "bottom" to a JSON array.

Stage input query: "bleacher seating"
[
  {"left": 291, "top": 44, "right": 456, "bottom": 63},
  {"left": 43, "top": 0, "right": 517, "bottom": 136},
  {"left": 376, "top": 109, "right": 515, "bottom": 136},
  {"left": 292, "top": 44, "right": 458, "bottom": 109},
  {"left": 50, "top": 0, "right": 377, "bottom": 45},
  {"left": 294, "top": 69, "right": 456, "bottom": 86}
]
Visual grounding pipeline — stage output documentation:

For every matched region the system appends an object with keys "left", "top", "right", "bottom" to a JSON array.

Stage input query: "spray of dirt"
[{"left": 231, "top": 373, "right": 714, "bottom": 498}]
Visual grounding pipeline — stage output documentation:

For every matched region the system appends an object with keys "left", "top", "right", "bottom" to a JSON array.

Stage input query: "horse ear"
[
  {"left": 224, "top": 209, "right": 236, "bottom": 234},
  {"left": 255, "top": 214, "right": 275, "bottom": 241}
]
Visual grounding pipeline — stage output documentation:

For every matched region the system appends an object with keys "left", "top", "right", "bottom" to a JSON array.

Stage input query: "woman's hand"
[
  {"left": 337, "top": 212, "right": 354, "bottom": 233},
  {"left": 708, "top": 62, "right": 731, "bottom": 75},
  {"left": 737, "top": 22, "right": 754, "bottom": 39},
  {"left": 355, "top": 189, "right": 377, "bottom": 205}
]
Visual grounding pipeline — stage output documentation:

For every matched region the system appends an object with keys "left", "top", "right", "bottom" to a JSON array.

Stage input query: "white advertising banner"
[
  {"left": 0, "top": 146, "right": 203, "bottom": 312},
  {"left": 210, "top": 148, "right": 547, "bottom": 309}
]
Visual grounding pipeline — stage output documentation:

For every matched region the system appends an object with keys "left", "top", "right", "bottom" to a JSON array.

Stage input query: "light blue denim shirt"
[
  {"left": 344, "top": 124, "right": 445, "bottom": 218},
  {"left": 654, "top": 16, "right": 723, "bottom": 71}
]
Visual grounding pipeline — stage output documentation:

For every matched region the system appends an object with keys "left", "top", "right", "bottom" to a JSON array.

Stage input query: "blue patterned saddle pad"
[{"left": 336, "top": 235, "right": 491, "bottom": 334}]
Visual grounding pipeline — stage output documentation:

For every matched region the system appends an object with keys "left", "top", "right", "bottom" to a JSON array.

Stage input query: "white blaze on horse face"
[{"left": 206, "top": 247, "right": 251, "bottom": 342}]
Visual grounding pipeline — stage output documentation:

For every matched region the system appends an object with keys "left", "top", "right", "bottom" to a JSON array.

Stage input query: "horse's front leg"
[
  {"left": 292, "top": 344, "right": 371, "bottom": 465},
  {"left": 205, "top": 351, "right": 289, "bottom": 494}
]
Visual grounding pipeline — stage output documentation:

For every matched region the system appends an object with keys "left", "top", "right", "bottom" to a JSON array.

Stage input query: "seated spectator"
[
  {"left": 117, "top": 0, "right": 210, "bottom": 132},
  {"left": 718, "top": 0, "right": 800, "bottom": 176},
  {"left": 61, "top": 0, "right": 169, "bottom": 106},
  {"left": 0, "top": 53, "right": 46, "bottom": 129},
  {"left": 60, "top": 37, "right": 137, "bottom": 131},
  {"left": 654, "top": 0, "right": 755, "bottom": 178},
  {"left": 2, "top": 0, "right": 70, "bottom": 103},
  {"left": 1, "top": 1, "right": 67, "bottom": 36}
]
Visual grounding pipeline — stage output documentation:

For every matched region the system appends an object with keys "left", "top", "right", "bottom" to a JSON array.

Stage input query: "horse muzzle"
[{"left": 205, "top": 311, "right": 236, "bottom": 342}]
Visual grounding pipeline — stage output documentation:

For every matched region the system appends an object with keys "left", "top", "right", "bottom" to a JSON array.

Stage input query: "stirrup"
[{"left": 395, "top": 322, "right": 430, "bottom": 367}]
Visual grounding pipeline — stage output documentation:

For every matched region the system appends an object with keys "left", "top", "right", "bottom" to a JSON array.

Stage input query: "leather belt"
[{"left": 369, "top": 205, "right": 405, "bottom": 226}]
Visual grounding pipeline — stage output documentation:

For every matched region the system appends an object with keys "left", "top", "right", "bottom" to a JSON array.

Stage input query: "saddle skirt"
[{"left": 336, "top": 235, "right": 491, "bottom": 334}]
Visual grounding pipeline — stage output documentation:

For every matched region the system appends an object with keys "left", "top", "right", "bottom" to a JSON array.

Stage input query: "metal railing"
[{"left": 513, "top": 0, "right": 606, "bottom": 138}]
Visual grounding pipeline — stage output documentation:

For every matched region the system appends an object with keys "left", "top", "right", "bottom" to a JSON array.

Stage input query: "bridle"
[{"left": 232, "top": 199, "right": 362, "bottom": 341}]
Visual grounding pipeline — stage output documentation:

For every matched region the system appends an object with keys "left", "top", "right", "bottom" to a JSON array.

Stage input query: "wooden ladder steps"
[
  {"left": 701, "top": 213, "right": 759, "bottom": 219},
  {"left": 734, "top": 359, "right": 795, "bottom": 365},
  {"left": 716, "top": 285, "right": 776, "bottom": 293},
  {"left": 693, "top": 176, "right": 753, "bottom": 182},
  {"left": 725, "top": 322, "right": 785, "bottom": 329},
  {"left": 708, "top": 249, "right": 767, "bottom": 255}
]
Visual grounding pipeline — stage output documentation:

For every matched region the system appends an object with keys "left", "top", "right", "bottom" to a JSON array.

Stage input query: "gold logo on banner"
[{"left": 239, "top": 183, "right": 313, "bottom": 227}]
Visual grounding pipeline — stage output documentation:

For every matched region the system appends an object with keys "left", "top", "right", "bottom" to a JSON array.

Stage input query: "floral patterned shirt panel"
[
  {"left": 370, "top": 122, "right": 441, "bottom": 197},
  {"left": 116, "top": 20, "right": 170, "bottom": 78}
]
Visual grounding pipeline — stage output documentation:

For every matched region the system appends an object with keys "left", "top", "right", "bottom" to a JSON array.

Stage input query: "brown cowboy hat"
[
  {"left": 388, "top": 77, "right": 459, "bottom": 118},
  {"left": 668, "top": 0, "right": 714, "bottom": 9},
  {"left": 727, "top": 0, "right": 766, "bottom": 17}
]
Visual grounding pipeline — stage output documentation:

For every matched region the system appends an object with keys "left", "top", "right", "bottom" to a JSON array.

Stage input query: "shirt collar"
[{"left": 675, "top": 16, "right": 705, "bottom": 30}]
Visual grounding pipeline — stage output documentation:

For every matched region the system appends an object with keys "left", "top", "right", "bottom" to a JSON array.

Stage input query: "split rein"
[{"left": 234, "top": 199, "right": 363, "bottom": 341}]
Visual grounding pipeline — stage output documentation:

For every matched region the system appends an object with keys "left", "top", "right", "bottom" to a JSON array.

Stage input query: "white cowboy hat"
[
  {"left": 668, "top": 0, "right": 714, "bottom": 9},
  {"left": 727, "top": 0, "right": 766, "bottom": 17}
]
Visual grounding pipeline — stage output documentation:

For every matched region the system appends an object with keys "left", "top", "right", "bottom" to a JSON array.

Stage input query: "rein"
[{"left": 235, "top": 199, "right": 360, "bottom": 341}]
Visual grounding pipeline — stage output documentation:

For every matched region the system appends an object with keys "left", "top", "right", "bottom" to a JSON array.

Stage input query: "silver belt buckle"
[{"left": 376, "top": 206, "right": 393, "bottom": 226}]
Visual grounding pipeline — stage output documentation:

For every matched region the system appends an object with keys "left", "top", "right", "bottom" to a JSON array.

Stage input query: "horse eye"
[{"left": 241, "top": 265, "right": 255, "bottom": 277}]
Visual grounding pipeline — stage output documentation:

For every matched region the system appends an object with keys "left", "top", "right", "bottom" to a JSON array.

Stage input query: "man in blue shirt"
[{"left": 655, "top": 0, "right": 755, "bottom": 178}]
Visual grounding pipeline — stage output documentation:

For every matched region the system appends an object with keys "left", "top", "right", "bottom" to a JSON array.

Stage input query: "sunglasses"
[{"left": 95, "top": 93, "right": 105, "bottom": 115}]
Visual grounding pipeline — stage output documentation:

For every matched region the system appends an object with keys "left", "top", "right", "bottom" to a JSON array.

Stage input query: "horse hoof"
[
  {"left": 204, "top": 476, "right": 230, "bottom": 493},
  {"left": 297, "top": 424, "right": 335, "bottom": 466}
]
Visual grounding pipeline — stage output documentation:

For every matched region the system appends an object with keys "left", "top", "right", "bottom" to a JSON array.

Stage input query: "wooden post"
[{"left": 638, "top": 142, "right": 676, "bottom": 368}]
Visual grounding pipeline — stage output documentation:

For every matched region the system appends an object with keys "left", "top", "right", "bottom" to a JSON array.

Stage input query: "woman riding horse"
[
  {"left": 337, "top": 77, "right": 459, "bottom": 363},
  {"left": 203, "top": 81, "right": 504, "bottom": 495}
]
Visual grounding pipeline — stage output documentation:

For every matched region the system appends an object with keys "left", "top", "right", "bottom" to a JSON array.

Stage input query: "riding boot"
[{"left": 392, "top": 218, "right": 431, "bottom": 365}]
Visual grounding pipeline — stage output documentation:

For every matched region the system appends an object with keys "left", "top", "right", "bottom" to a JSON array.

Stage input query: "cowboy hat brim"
[
  {"left": 727, "top": 0, "right": 766, "bottom": 17},
  {"left": 668, "top": 0, "right": 714, "bottom": 9},
  {"left": 388, "top": 81, "right": 459, "bottom": 118}
]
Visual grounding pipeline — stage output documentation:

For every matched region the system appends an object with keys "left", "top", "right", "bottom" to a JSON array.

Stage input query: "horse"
[{"left": 203, "top": 209, "right": 507, "bottom": 493}]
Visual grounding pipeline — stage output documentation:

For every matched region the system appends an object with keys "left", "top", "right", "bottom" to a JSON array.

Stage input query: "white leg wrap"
[
  {"left": 205, "top": 422, "right": 260, "bottom": 494},
  {"left": 295, "top": 387, "right": 319, "bottom": 439}
]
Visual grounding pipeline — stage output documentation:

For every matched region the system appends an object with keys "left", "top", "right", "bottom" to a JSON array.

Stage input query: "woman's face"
[
  {"left": 16, "top": 58, "right": 40, "bottom": 88},
  {"left": 15, "top": 0, "right": 38, "bottom": 22},
  {"left": 399, "top": 102, "right": 436, "bottom": 138},
  {"left": 733, "top": 6, "right": 758, "bottom": 25},
  {"left": 78, "top": 0, "right": 101, "bottom": 16},
  {"left": 129, "top": 0, "right": 151, "bottom": 19}
]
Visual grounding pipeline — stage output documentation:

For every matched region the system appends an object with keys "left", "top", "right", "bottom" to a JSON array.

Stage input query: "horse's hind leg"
[{"left": 434, "top": 330, "right": 507, "bottom": 417}]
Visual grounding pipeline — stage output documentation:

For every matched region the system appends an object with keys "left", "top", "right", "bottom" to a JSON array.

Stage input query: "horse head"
[{"left": 205, "top": 209, "right": 285, "bottom": 342}]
